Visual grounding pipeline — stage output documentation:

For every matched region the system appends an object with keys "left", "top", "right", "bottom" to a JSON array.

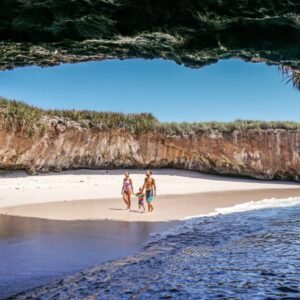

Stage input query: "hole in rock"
[{"left": 0, "top": 58, "right": 299, "bottom": 122}]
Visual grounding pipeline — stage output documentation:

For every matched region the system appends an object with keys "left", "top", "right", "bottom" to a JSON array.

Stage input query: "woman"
[{"left": 121, "top": 172, "right": 134, "bottom": 211}]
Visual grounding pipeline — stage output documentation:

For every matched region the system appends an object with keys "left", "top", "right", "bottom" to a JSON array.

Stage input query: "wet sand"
[
  {"left": 1, "top": 188, "right": 300, "bottom": 221},
  {"left": 0, "top": 215, "right": 179, "bottom": 299}
]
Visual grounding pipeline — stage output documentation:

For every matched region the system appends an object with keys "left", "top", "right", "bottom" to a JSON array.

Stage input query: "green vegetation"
[
  {"left": 0, "top": 97, "right": 159, "bottom": 136},
  {"left": 0, "top": 98, "right": 45, "bottom": 137},
  {"left": 47, "top": 108, "right": 158, "bottom": 134},
  {"left": 279, "top": 66, "right": 300, "bottom": 91},
  {"left": 159, "top": 120, "right": 300, "bottom": 135},
  {"left": 1, "top": 97, "right": 300, "bottom": 137},
  {"left": 287, "top": 71, "right": 300, "bottom": 91}
]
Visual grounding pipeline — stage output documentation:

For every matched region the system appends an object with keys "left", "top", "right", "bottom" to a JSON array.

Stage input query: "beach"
[
  {"left": 7, "top": 187, "right": 300, "bottom": 299},
  {"left": 2, "top": 188, "right": 300, "bottom": 222},
  {"left": 1, "top": 169, "right": 300, "bottom": 298},
  {"left": 0, "top": 169, "right": 300, "bottom": 221}
]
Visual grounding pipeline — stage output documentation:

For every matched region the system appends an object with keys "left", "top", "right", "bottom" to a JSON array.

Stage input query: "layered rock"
[
  {"left": 1, "top": 120, "right": 300, "bottom": 180},
  {"left": 0, "top": 0, "right": 300, "bottom": 71}
]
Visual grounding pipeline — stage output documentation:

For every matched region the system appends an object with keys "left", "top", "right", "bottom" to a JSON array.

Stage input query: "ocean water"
[
  {"left": 140, "top": 197, "right": 300, "bottom": 299},
  {"left": 27, "top": 197, "right": 300, "bottom": 300},
  {"left": 17, "top": 197, "right": 300, "bottom": 299}
]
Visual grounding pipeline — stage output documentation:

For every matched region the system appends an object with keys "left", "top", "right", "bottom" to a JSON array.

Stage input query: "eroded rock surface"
[
  {"left": 0, "top": 0, "right": 300, "bottom": 70},
  {"left": 1, "top": 120, "right": 300, "bottom": 180}
]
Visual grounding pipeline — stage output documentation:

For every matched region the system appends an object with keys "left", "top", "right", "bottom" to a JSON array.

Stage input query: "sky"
[{"left": 0, "top": 58, "right": 299, "bottom": 122}]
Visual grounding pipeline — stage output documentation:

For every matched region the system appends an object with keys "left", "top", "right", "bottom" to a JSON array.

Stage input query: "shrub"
[
  {"left": 0, "top": 97, "right": 43, "bottom": 136},
  {"left": 1, "top": 96, "right": 300, "bottom": 137}
]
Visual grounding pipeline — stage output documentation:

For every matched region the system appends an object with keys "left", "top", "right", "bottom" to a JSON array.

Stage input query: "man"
[{"left": 142, "top": 170, "right": 157, "bottom": 212}]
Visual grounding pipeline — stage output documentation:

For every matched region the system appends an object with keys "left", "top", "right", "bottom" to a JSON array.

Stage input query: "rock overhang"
[{"left": 0, "top": 0, "right": 299, "bottom": 88}]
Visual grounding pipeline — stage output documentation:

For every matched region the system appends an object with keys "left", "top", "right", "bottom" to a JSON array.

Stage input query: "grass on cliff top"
[
  {"left": 0, "top": 98, "right": 45, "bottom": 137},
  {"left": 1, "top": 97, "right": 300, "bottom": 137}
]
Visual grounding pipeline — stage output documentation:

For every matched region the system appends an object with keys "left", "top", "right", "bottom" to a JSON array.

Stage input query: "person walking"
[
  {"left": 142, "top": 170, "right": 157, "bottom": 212},
  {"left": 121, "top": 172, "right": 134, "bottom": 211}
]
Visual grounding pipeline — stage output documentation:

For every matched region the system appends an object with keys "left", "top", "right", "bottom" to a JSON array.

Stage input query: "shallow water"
[
  {"left": 20, "top": 198, "right": 300, "bottom": 299},
  {"left": 0, "top": 215, "right": 178, "bottom": 299}
]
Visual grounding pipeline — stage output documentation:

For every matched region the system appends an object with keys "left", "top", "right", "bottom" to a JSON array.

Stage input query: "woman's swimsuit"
[{"left": 123, "top": 179, "right": 132, "bottom": 193}]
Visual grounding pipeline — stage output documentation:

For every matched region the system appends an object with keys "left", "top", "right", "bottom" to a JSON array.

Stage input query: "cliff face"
[
  {"left": 1, "top": 122, "right": 300, "bottom": 180},
  {"left": 0, "top": 0, "right": 300, "bottom": 72}
]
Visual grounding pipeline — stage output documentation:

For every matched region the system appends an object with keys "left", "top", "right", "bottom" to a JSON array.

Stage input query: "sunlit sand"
[{"left": 0, "top": 169, "right": 299, "bottom": 221}]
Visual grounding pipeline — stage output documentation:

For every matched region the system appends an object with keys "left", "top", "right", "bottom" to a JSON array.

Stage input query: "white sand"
[{"left": 0, "top": 169, "right": 299, "bottom": 209}]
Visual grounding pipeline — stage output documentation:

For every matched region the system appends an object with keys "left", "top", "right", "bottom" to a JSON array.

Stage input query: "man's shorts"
[{"left": 146, "top": 190, "right": 153, "bottom": 203}]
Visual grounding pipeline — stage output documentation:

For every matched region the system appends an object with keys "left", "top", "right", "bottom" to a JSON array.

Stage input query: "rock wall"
[
  {"left": 1, "top": 123, "right": 300, "bottom": 180},
  {"left": 0, "top": 0, "right": 300, "bottom": 71}
]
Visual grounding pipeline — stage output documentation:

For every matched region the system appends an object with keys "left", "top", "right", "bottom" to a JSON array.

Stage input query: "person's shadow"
[{"left": 109, "top": 208, "right": 141, "bottom": 213}]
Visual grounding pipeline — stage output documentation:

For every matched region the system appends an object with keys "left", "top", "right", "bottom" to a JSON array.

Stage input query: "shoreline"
[
  {"left": 7, "top": 187, "right": 300, "bottom": 299},
  {"left": 0, "top": 215, "right": 180, "bottom": 299},
  {"left": 1, "top": 187, "right": 300, "bottom": 298},
  {"left": 0, "top": 169, "right": 299, "bottom": 211},
  {"left": 1, "top": 187, "right": 300, "bottom": 222}
]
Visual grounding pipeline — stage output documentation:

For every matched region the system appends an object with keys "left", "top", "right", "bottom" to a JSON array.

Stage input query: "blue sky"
[{"left": 0, "top": 58, "right": 299, "bottom": 122}]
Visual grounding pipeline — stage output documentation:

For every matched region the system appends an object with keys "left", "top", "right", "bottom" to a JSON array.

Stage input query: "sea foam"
[
  {"left": 150, "top": 195, "right": 300, "bottom": 242},
  {"left": 184, "top": 195, "right": 300, "bottom": 220}
]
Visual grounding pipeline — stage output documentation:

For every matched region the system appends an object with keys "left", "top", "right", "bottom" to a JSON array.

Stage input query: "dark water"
[
  {"left": 112, "top": 204, "right": 300, "bottom": 299},
  {"left": 24, "top": 201, "right": 300, "bottom": 299},
  {"left": 0, "top": 215, "right": 178, "bottom": 299}
]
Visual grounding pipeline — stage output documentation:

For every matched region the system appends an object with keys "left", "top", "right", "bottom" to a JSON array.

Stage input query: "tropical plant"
[
  {"left": 1, "top": 96, "right": 300, "bottom": 137},
  {"left": 279, "top": 65, "right": 300, "bottom": 90}
]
